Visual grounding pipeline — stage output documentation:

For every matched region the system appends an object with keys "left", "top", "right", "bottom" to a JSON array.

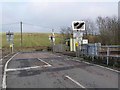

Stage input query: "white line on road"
[
  {"left": 38, "top": 58, "right": 52, "bottom": 67},
  {"left": 2, "top": 53, "right": 19, "bottom": 89},
  {"left": 80, "top": 60, "right": 120, "bottom": 73},
  {"left": 6, "top": 64, "right": 51, "bottom": 72},
  {"left": 93, "top": 63, "right": 120, "bottom": 73},
  {"left": 65, "top": 75, "right": 85, "bottom": 88},
  {"left": 70, "top": 59, "right": 120, "bottom": 73}
]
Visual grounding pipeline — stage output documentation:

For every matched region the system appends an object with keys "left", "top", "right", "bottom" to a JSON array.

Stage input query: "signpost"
[
  {"left": 49, "top": 29, "right": 55, "bottom": 52},
  {"left": 72, "top": 21, "right": 85, "bottom": 57},
  {"left": 6, "top": 31, "right": 14, "bottom": 53}
]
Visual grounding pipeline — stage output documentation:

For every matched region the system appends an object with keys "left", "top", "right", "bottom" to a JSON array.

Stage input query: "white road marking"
[
  {"left": 79, "top": 60, "right": 120, "bottom": 73},
  {"left": 93, "top": 63, "right": 120, "bottom": 73},
  {"left": 2, "top": 53, "right": 19, "bottom": 88},
  {"left": 6, "top": 64, "right": 51, "bottom": 72},
  {"left": 65, "top": 75, "right": 85, "bottom": 88},
  {"left": 71, "top": 59, "right": 120, "bottom": 73},
  {"left": 38, "top": 58, "right": 52, "bottom": 66}
]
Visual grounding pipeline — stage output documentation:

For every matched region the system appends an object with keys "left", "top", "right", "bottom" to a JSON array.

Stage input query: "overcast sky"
[{"left": 0, "top": 0, "right": 119, "bottom": 33}]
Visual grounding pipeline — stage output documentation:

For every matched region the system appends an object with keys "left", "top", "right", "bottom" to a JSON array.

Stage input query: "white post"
[
  {"left": 73, "top": 38, "right": 76, "bottom": 51},
  {"left": 51, "top": 29, "right": 55, "bottom": 52},
  {"left": 70, "top": 38, "right": 73, "bottom": 51},
  {"left": 52, "top": 29, "right": 55, "bottom": 45}
]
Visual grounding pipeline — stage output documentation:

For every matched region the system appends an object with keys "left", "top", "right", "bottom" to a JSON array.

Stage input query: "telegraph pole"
[{"left": 20, "top": 22, "right": 23, "bottom": 47}]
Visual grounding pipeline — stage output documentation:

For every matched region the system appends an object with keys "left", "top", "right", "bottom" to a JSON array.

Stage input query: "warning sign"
[{"left": 72, "top": 21, "right": 85, "bottom": 31}]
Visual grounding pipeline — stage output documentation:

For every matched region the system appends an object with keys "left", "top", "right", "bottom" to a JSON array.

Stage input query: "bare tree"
[
  {"left": 84, "top": 19, "right": 97, "bottom": 35},
  {"left": 96, "top": 16, "right": 119, "bottom": 45},
  {"left": 60, "top": 27, "right": 72, "bottom": 43}
]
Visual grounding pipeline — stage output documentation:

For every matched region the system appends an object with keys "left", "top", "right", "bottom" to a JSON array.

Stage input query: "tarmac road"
[
  {"left": 0, "top": 49, "right": 2, "bottom": 89},
  {"left": 2, "top": 52, "right": 119, "bottom": 89}
]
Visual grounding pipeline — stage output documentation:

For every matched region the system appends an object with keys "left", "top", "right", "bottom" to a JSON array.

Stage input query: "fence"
[
  {"left": 52, "top": 43, "right": 120, "bottom": 68},
  {"left": 53, "top": 44, "right": 69, "bottom": 53},
  {"left": 81, "top": 43, "right": 120, "bottom": 67}
]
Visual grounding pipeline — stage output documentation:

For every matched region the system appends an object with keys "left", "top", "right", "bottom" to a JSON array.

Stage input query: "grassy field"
[{"left": 2, "top": 33, "right": 62, "bottom": 49}]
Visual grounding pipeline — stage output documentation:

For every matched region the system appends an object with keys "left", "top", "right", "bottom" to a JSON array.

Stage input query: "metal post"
[
  {"left": 52, "top": 40, "right": 54, "bottom": 53},
  {"left": 20, "top": 22, "right": 23, "bottom": 47},
  {"left": 107, "top": 46, "right": 109, "bottom": 65},
  {"left": 6, "top": 31, "right": 14, "bottom": 54},
  {"left": 79, "top": 31, "right": 83, "bottom": 57},
  {"left": 75, "top": 31, "right": 83, "bottom": 57},
  {"left": 12, "top": 44, "right": 13, "bottom": 54},
  {"left": 92, "top": 44, "right": 95, "bottom": 62},
  {"left": 76, "top": 45, "right": 79, "bottom": 57},
  {"left": 52, "top": 29, "right": 55, "bottom": 53}
]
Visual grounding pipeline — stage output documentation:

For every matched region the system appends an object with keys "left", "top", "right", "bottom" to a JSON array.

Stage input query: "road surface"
[
  {"left": 0, "top": 49, "right": 2, "bottom": 89},
  {"left": 2, "top": 51, "right": 119, "bottom": 89}
]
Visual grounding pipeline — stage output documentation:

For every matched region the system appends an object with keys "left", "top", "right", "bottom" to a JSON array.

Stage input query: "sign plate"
[
  {"left": 82, "top": 39, "right": 88, "bottom": 44},
  {"left": 72, "top": 21, "right": 85, "bottom": 31}
]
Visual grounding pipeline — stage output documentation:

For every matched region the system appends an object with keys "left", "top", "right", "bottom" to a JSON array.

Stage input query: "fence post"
[
  {"left": 92, "top": 44, "right": 95, "bottom": 62},
  {"left": 107, "top": 46, "right": 110, "bottom": 65},
  {"left": 76, "top": 46, "right": 79, "bottom": 57}
]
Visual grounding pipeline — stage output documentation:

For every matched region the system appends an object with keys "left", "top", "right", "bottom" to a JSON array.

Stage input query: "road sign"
[
  {"left": 72, "top": 21, "right": 85, "bottom": 31},
  {"left": 82, "top": 39, "right": 88, "bottom": 44},
  {"left": 6, "top": 31, "right": 14, "bottom": 43},
  {"left": 6, "top": 31, "right": 14, "bottom": 53}
]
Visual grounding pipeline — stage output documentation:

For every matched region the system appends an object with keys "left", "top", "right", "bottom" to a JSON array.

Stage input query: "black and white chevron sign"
[{"left": 72, "top": 21, "right": 85, "bottom": 31}]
